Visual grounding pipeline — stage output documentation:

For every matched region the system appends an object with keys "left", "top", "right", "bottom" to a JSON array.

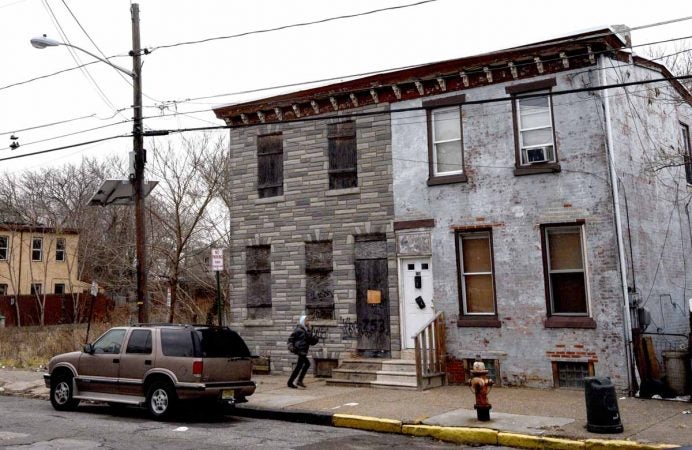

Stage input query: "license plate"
[{"left": 221, "top": 389, "right": 234, "bottom": 400}]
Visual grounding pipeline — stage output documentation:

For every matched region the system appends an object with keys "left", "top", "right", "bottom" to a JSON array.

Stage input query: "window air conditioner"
[{"left": 525, "top": 147, "right": 549, "bottom": 164}]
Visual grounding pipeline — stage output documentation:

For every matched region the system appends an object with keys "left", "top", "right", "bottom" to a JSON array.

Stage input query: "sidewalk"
[{"left": 1, "top": 368, "right": 690, "bottom": 448}]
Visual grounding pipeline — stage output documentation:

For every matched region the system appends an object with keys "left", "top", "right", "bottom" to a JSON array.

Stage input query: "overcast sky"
[{"left": 1, "top": 0, "right": 691, "bottom": 174}]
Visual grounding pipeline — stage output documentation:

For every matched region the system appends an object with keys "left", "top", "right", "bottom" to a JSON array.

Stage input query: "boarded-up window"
[
  {"left": 543, "top": 225, "right": 588, "bottom": 315},
  {"left": 257, "top": 133, "right": 283, "bottom": 198},
  {"left": 305, "top": 241, "right": 333, "bottom": 319},
  {"left": 457, "top": 231, "right": 496, "bottom": 315},
  {"left": 246, "top": 246, "right": 271, "bottom": 311},
  {"left": 327, "top": 121, "right": 357, "bottom": 189}
]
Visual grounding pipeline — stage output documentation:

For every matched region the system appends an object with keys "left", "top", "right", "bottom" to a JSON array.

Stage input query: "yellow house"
[{"left": 0, "top": 223, "right": 88, "bottom": 296}]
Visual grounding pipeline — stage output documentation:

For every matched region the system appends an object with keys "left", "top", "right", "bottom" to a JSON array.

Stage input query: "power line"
[
  {"left": 41, "top": 0, "right": 124, "bottom": 118},
  {"left": 150, "top": 0, "right": 439, "bottom": 52},
  {"left": 0, "top": 114, "right": 96, "bottom": 136},
  {"left": 0, "top": 135, "right": 126, "bottom": 162},
  {"left": 6, "top": 72, "right": 689, "bottom": 162}
]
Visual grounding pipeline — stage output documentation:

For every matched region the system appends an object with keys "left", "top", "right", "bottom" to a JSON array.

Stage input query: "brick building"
[{"left": 214, "top": 26, "right": 692, "bottom": 392}]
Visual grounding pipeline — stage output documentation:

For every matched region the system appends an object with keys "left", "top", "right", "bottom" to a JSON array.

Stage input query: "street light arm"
[{"left": 30, "top": 36, "right": 135, "bottom": 78}]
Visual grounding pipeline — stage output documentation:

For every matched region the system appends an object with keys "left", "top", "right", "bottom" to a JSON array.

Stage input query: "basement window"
[{"left": 553, "top": 361, "right": 594, "bottom": 389}]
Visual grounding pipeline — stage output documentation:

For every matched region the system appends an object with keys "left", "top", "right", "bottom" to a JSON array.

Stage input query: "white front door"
[{"left": 400, "top": 258, "right": 435, "bottom": 349}]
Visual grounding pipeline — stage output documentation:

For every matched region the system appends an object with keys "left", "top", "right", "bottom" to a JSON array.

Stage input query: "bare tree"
[{"left": 146, "top": 133, "right": 228, "bottom": 323}]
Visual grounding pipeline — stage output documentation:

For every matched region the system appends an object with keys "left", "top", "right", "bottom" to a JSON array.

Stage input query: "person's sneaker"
[
  {"left": 296, "top": 381, "right": 306, "bottom": 388},
  {"left": 287, "top": 383, "right": 297, "bottom": 389}
]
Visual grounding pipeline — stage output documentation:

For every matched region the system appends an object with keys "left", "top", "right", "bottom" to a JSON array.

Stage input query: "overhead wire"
[
  {"left": 149, "top": 0, "right": 439, "bottom": 52},
  {"left": 4, "top": 14, "right": 692, "bottom": 153},
  {"left": 41, "top": 0, "right": 126, "bottom": 120}
]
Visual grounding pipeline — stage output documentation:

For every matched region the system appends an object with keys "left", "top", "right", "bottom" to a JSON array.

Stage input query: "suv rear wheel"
[
  {"left": 146, "top": 381, "right": 176, "bottom": 420},
  {"left": 50, "top": 374, "right": 80, "bottom": 411}
]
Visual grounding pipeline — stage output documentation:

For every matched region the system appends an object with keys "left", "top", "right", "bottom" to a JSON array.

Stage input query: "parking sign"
[{"left": 211, "top": 248, "right": 224, "bottom": 271}]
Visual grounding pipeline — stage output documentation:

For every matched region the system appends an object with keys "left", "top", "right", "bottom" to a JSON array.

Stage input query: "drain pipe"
[{"left": 600, "top": 54, "right": 635, "bottom": 395}]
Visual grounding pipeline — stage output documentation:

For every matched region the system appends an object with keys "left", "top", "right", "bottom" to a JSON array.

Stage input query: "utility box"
[{"left": 584, "top": 377, "right": 623, "bottom": 433}]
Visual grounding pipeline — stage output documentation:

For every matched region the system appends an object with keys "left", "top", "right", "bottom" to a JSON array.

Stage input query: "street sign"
[
  {"left": 90, "top": 281, "right": 98, "bottom": 297},
  {"left": 211, "top": 248, "right": 224, "bottom": 272}
]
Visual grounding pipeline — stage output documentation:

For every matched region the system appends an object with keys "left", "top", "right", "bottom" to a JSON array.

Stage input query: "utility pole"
[{"left": 131, "top": 3, "right": 148, "bottom": 323}]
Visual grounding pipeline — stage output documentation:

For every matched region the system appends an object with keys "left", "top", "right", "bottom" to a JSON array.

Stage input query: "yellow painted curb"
[
  {"left": 585, "top": 439, "right": 680, "bottom": 450},
  {"left": 498, "top": 432, "right": 548, "bottom": 449},
  {"left": 332, "top": 414, "right": 402, "bottom": 434},
  {"left": 543, "top": 436, "right": 587, "bottom": 450},
  {"left": 402, "top": 424, "right": 498, "bottom": 445}
]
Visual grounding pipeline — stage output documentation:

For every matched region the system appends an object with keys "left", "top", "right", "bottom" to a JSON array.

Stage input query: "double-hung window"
[
  {"left": 31, "top": 237, "right": 43, "bottom": 261},
  {"left": 507, "top": 79, "right": 560, "bottom": 175},
  {"left": 0, "top": 236, "right": 8, "bottom": 261},
  {"left": 55, "top": 238, "right": 66, "bottom": 262},
  {"left": 456, "top": 229, "right": 499, "bottom": 327},
  {"left": 424, "top": 94, "right": 467, "bottom": 185},
  {"left": 257, "top": 133, "right": 284, "bottom": 198},
  {"left": 542, "top": 224, "right": 595, "bottom": 328},
  {"left": 517, "top": 92, "right": 555, "bottom": 165}
]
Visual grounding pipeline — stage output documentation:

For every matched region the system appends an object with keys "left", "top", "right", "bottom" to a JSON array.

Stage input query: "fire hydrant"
[{"left": 469, "top": 360, "right": 493, "bottom": 421}]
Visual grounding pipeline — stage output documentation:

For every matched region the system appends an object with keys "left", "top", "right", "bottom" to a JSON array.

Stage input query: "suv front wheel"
[
  {"left": 146, "top": 381, "right": 177, "bottom": 420},
  {"left": 50, "top": 374, "right": 80, "bottom": 411}
]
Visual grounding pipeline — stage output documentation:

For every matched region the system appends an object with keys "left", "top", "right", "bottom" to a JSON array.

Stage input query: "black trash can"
[{"left": 584, "top": 377, "right": 624, "bottom": 433}]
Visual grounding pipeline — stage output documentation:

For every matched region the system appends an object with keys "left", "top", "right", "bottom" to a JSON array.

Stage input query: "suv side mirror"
[{"left": 83, "top": 343, "right": 95, "bottom": 354}]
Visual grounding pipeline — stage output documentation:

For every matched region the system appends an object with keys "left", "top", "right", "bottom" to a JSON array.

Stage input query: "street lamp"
[{"left": 31, "top": 3, "right": 150, "bottom": 323}]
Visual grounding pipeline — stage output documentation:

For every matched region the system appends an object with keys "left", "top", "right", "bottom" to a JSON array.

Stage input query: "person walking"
[{"left": 287, "top": 315, "right": 318, "bottom": 388}]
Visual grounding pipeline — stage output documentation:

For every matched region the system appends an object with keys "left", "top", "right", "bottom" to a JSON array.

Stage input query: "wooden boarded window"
[
  {"left": 305, "top": 241, "right": 334, "bottom": 319},
  {"left": 246, "top": 246, "right": 271, "bottom": 315},
  {"left": 257, "top": 133, "right": 283, "bottom": 198},
  {"left": 327, "top": 121, "right": 357, "bottom": 189},
  {"left": 457, "top": 230, "right": 496, "bottom": 315}
]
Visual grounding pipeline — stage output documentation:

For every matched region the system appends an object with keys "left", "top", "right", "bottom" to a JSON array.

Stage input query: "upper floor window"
[
  {"left": 54, "top": 283, "right": 65, "bottom": 295},
  {"left": 542, "top": 224, "right": 595, "bottom": 329},
  {"left": 31, "top": 237, "right": 43, "bottom": 261},
  {"left": 257, "top": 133, "right": 284, "bottom": 198},
  {"left": 456, "top": 229, "right": 500, "bottom": 327},
  {"left": 0, "top": 236, "right": 8, "bottom": 261},
  {"left": 55, "top": 238, "right": 66, "bottom": 262},
  {"left": 507, "top": 79, "right": 560, "bottom": 175},
  {"left": 327, "top": 121, "right": 357, "bottom": 189},
  {"left": 681, "top": 123, "right": 691, "bottom": 184},
  {"left": 424, "top": 94, "right": 467, "bottom": 185}
]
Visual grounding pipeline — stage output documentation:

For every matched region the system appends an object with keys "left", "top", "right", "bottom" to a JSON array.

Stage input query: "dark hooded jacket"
[{"left": 288, "top": 324, "right": 318, "bottom": 356}]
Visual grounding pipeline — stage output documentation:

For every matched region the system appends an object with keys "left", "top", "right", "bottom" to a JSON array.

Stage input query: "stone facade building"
[{"left": 214, "top": 26, "right": 692, "bottom": 392}]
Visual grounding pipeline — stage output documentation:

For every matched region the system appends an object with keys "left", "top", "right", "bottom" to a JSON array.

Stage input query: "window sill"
[
  {"left": 255, "top": 195, "right": 285, "bottom": 204},
  {"left": 457, "top": 317, "right": 501, "bottom": 328},
  {"left": 514, "top": 163, "right": 561, "bottom": 176},
  {"left": 310, "top": 319, "right": 338, "bottom": 327},
  {"left": 325, "top": 187, "right": 360, "bottom": 196},
  {"left": 544, "top": 316, "right": 596, "bottom": 329},
  {"left": 427, "top": 173, "right": 468, "bottom": 186},
  {"left": 243, "top": 319, "right": 274, "bottom": 327}
]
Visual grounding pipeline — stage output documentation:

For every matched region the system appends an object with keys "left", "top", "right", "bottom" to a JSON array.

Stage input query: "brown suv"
[{"left": 43, "top": 324, "right": 256, "bottom": 419}]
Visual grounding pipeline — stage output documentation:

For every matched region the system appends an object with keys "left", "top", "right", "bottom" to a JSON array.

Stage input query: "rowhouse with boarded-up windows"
[{"left": 214, "top": 25, "right": 692, "bottom": 393}]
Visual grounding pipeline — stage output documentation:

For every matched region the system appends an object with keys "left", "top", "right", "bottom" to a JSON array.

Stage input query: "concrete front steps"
[{"left": 326, "top": 358, "right": 445, "bottom": 390}]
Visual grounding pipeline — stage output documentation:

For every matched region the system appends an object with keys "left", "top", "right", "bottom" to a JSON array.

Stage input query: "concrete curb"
[{"left": 1, "top": 388, "right": 680, "bottom": 450}]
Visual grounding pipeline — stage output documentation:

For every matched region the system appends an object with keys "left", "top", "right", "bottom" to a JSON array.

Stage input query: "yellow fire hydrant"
[{"left": 469, "top": 360, "right": 493, "bottom": 421}]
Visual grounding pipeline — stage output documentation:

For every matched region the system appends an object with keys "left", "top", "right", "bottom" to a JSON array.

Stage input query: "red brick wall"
[
  {"left": 446, "top": 354, "right": 466, "bottom": 385},
  {"left": 0, "top": 294, "right": 112, "bottom": 326}
]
